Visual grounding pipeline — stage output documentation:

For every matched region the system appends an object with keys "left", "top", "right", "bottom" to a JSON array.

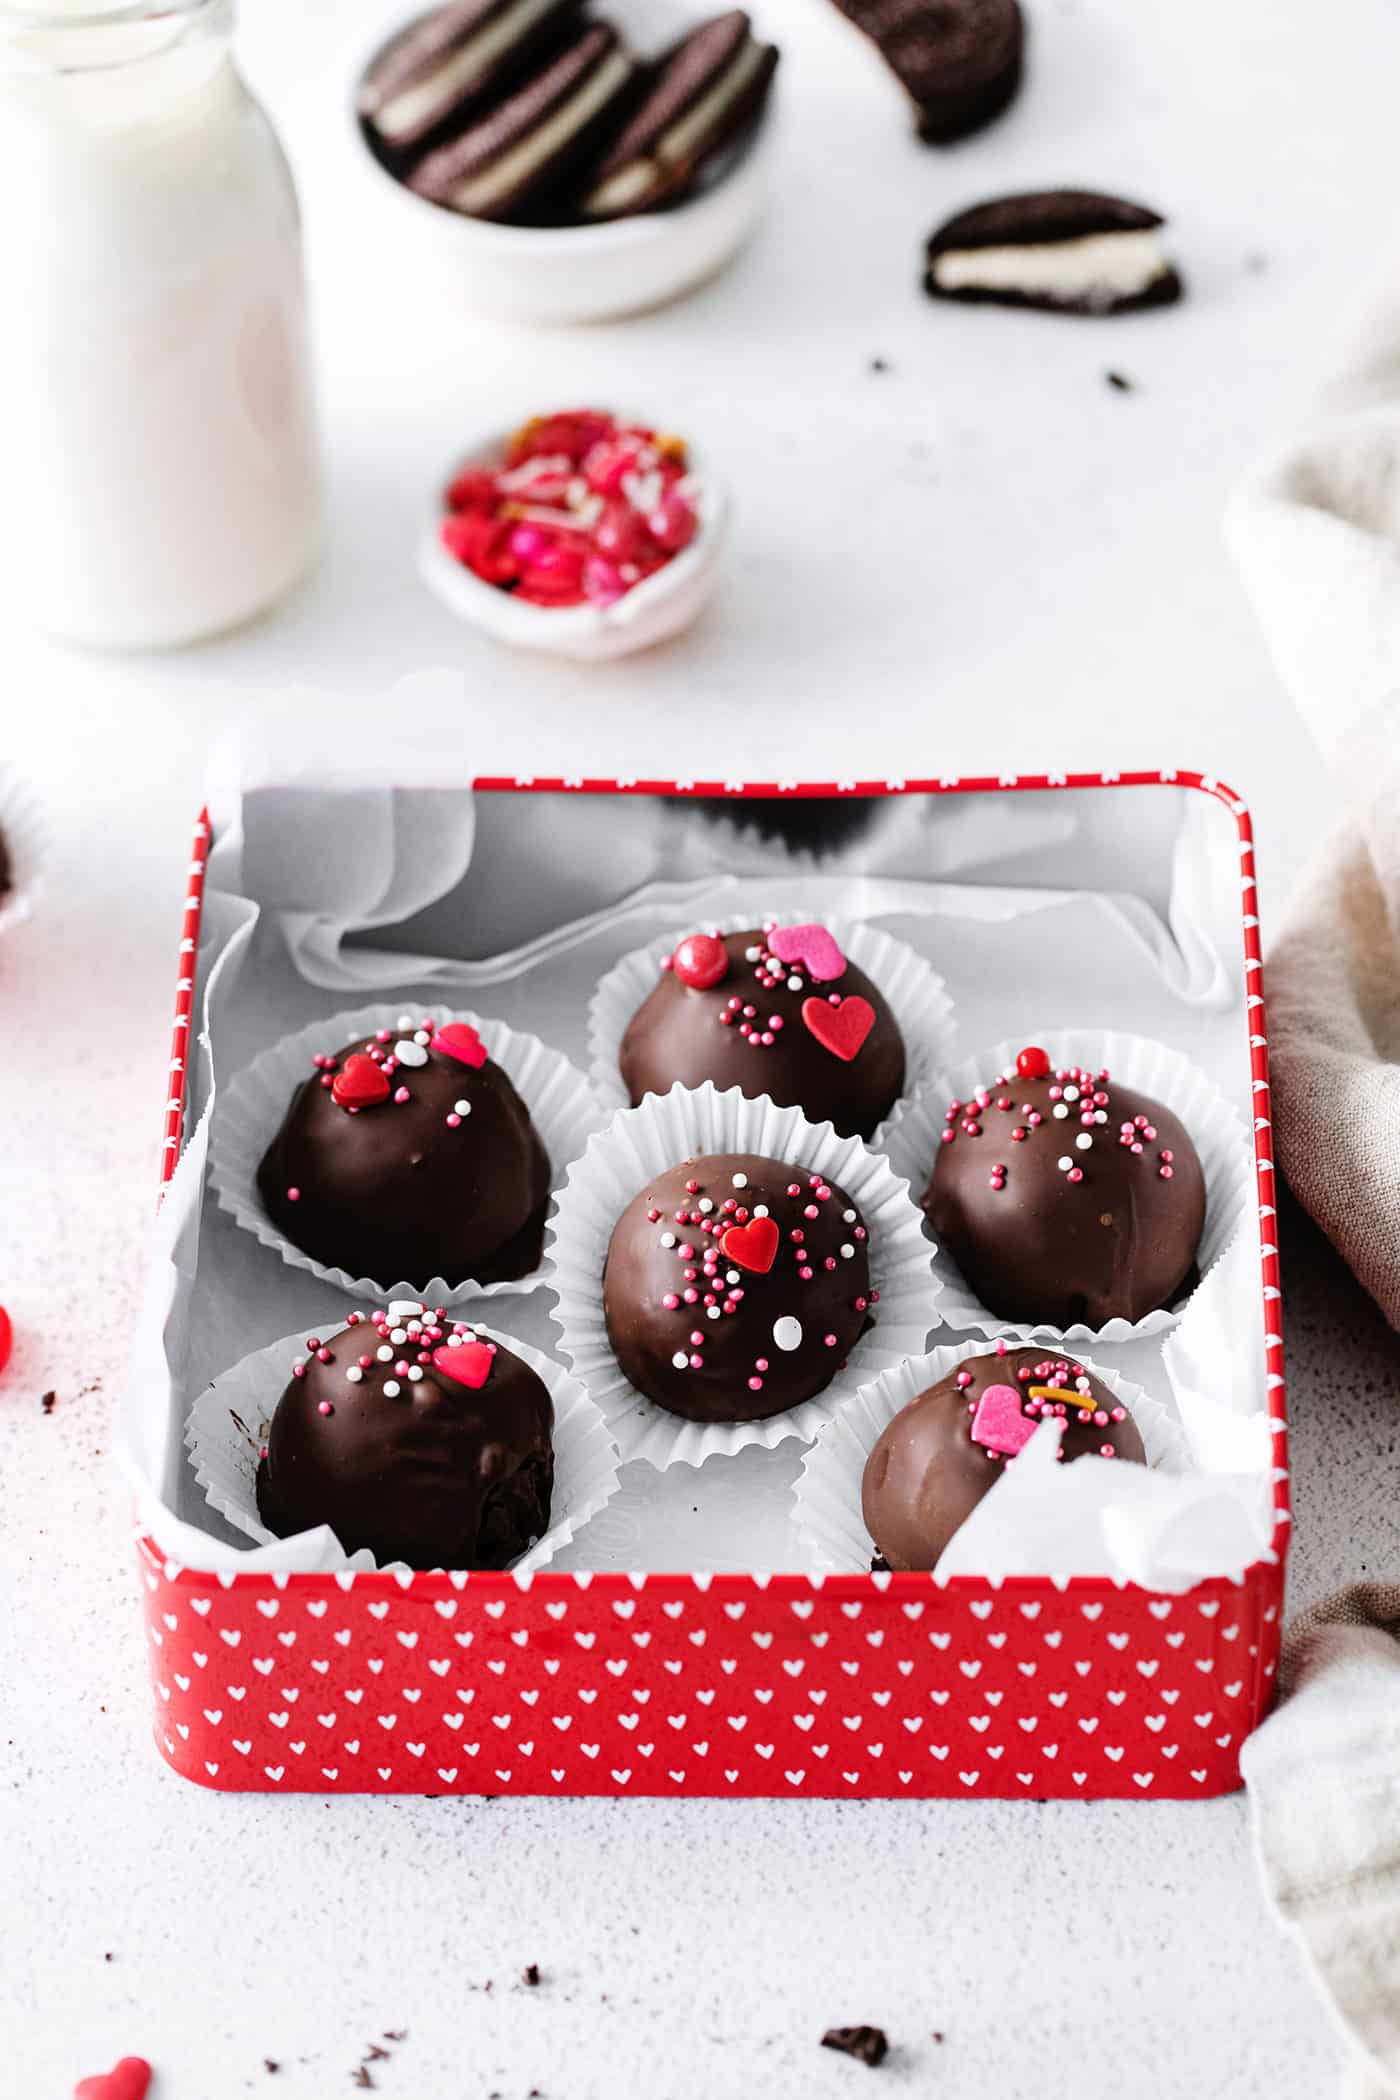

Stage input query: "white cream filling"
[
  {"left": 931, "top": 229, "right": 1168, "bottom": 305},
  {"left": 585, "top": 32, "right": 765, "bottom": 214},
  {"left": 446, "top": 46, "right": 634, "bottom": 212},
  {"left": 374, "top": 0, "right": 562, "bottom": 142}
]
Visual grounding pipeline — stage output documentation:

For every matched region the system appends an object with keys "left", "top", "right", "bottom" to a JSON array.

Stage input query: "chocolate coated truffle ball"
[
  {"left": 618, "top": 924, "right": 905, "bottom": 1139},
  {"left": 925, "top": 1047, "right": 1206, "bottom": 1327},
  {"left": 862, "top": 1346, "right": 1145, "bottom": 1571},
  {"left": 603, "top": 1152, "right": 875, "bottom": 1423},
  {"left": 256, "top": 1014, "right": 551, "bottom": 1287},
  {"left": 256, "top": 1305, "right": 554, "bottom": 1569}
]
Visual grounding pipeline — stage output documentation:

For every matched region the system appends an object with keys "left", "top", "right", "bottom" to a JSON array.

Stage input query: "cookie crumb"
[
  {"left": 523, "top": 1963, "right": 541, "bottom": 1987},
  {"left": 1105, "top": 370, "right": 1133, "bottom": 393},
  {"left": 822, "top": 2026, "right": 889, "bottom": 2067}
]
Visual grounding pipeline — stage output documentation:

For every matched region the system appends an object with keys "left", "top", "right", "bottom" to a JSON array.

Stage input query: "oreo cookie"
[
  {"left": 408, "top": 22, "right": 639, "bottom": 223},
  {"left": 582, "top": 10, "right": 778, "bottom": 219},
  {"left": 925, "top": 190, "right": 1183, "bottom": 313},
  {"left": 359, "top": 0, "right": 585, "bottom": 152},
  {"left": 831, "top": 0, "right": 1023, "bottom": 144}
]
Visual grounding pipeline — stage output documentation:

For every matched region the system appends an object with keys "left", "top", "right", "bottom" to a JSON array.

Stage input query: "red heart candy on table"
[
  {"left": 767, "top": 922, "right": 847, "bottom": 982},
  {"left": 970, "top": 1383, "right": 1036, "bottom": 1458},
  {"left": 330, "top": 1052, "right": 390, "bottom": 1109},
  {"left": 801, "top": 994, "right": 875, "bottom": 1062},
  {"left": 74, "top": 2059, "right": 152, "bottom": 2100},
  {"left": 433, "top": 1022, "right": 488, "bottom": 1069},
  {"left": 432, "top": 1340, "right": 495, "bottom": 1390},
  {"left": 720, "top": 1214, "right": 780, "bottom": 1275}
]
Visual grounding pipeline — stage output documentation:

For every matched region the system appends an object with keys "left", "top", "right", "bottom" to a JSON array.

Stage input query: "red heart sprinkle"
[
  {"left": 1017, "top": 1045, "right": 1051, "bottom": 1080},
  {"left": 801, "top": 995, "right": 875, "bottom": 1062},
  {"left": 331, "top": 1052, "right": 391, "bottom": 1109},
  {"left": 432, "top": 1340, "right": 495, "bottom": 1389},
  {"left": 970, "top": 1382, "right": 1036, "bottom": 1458},
  {"left": 720, "top": 1214, "right": 780, "bottom": 1275},
  {"left": 74, "top": 2059, "right": 153, "bottom": 2100},
  {"left": 672, "top": 932, "right": 728, "bottom": 991},
  {"left": 433, "top": 1022, "right": 488, "bottom": 1069}
]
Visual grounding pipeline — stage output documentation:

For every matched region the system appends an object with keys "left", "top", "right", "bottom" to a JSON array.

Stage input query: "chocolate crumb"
[
  {"left": 523, "top": 1963, "right": 541, "bottom": 1987},
  {"left": 1105, "top": 371, "right": 1133, "bottom": 393},
  {"left": 870, "top": 1553, "right": 889, "bottom": 1573},
  {"left": 103, "top": 1952, "right": 113, "bottom": 1963},
  {"left": 41, "top": 1391, "right": 56, "bottom": 1415},
  {"left": 382, "top": 2032, "right": 407, "bottom": 2042},
  {"left": 869, "top": 356, "right": 891, "bottom": 374},
  {"left": 351, "top": 2071, "right": 375, "bottom": 2091},
  {"left": 265, "top": 2062, "right": 280, "bottom": 2075},
  {"left": 931, "top": 2031, "right": 945, "bottom": 2043},
  {"left": 364, "top": 2044, "right": 390, "bottom": 2062},
  {"left": 822, "top": 2026, "right": 889, "bottom": 2067}
]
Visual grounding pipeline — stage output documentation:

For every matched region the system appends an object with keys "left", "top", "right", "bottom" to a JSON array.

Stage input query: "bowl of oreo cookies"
[{"left": 354, "top": 0, "right": 779, "bottom": 321}]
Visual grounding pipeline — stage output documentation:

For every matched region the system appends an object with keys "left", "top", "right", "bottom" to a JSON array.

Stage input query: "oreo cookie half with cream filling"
[
  {"left": 832, "top": 0, "right": 1023, "bottom": 144},
  {"left": 582, "top": 10, "right": 778, "bottom": 220},
  {"left": 408, "top": 22, "right": 639, "bottom": 223},
  {"left": 359, "top": 0, "right": 585, "bottom": 153},
  {"left": 925, "top": 190, "right": 1182, "bottom": 314}
]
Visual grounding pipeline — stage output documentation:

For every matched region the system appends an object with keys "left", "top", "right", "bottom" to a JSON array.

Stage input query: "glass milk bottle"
[{"left": 0, "top": 1, "right": 320, "bottom": 648}]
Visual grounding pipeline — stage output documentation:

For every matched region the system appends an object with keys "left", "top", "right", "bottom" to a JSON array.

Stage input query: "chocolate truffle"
[
  {"left": 925, "top": 1047, "right": 1206, "bottom": 1327},
  {"left": 256, "top": 1014, "right": 551, "bottom": 1287},
  {"left": 603, "top": 1152, "right": 875, "bottom": 1422},
  {"left": 862, "top": 1346, "right": 1146, "bottom": 1571},
  {"left": 618, "top": 924, "right": 905, "bottom": 1139},
  {"left": 256, "top": 1305, "right": 554, "bottom": 1569}
]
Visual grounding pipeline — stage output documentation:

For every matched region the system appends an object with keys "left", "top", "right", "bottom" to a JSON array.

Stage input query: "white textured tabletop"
[{"left": 5, "top": 0, "right": 1400, "bottom": 2093}]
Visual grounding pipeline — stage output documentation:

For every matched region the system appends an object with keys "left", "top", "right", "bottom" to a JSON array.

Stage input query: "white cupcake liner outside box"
[
  {"left": 186, "top": 1320, "right": 621, "bottom": 1576},
  {"left": 0, "top": 765, "right": 50, "bottom": 937},
  {"left": 882, "top": 1029, "right": 1252, "bottom": 1346},
  {"left": 209, "top": 1001, "right": 603, "bottom": 1305},
  {"left": 586, "top": 912, "right": 957, "bottom": 1133},
  {"left": 543, "top": 1080, "right": 941, "bottom": 1471},
  {"left": 420, "top": 430, "right": 729, "bottom": 662},
  {"left": 792, "top": 1340, "right": 1183, "bottom": 1577}
]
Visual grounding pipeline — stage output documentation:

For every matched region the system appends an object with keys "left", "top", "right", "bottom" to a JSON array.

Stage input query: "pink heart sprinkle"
[
  {"left": 767, "top": 922, "right": 847, "bottom": 982},
  {"left": 970, "top": 1382, "right": 1036, "bottom": 1458}
]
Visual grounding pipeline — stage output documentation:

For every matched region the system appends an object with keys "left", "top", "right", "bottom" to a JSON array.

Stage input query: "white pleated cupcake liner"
[
  {"left": 542, "top": 1079, "right": 940, "bottom": 1471},
  {"left": 0, "top": 765, "right": 50, "bottom": 938},
  {"left": 792, "top": 1339, "right": 1181, "bottom": 1576},
  {"left": 184, "top": 1318, "right": 621, "bottom": 1576},
  {"left": 208, "top": 1001, "right": 603, "bottom": 1304},
  {"left": 585, "top": 910, "right": 956, "bottom": 1144},
  {"left": 881, "top": 1028, "right": 1252, "bottom": 1345}
]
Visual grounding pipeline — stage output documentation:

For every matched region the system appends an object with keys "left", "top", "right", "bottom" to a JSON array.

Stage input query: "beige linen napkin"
[
  {"left": 1228, "top": 269, "right": 1400, "bottom": 2097},
  {"left": 1240, "top": 1589, "right": 1400, "bottom": 2099},
  {"left": 1226, "top": 271, "right": 1400, "bottom": 1330}
]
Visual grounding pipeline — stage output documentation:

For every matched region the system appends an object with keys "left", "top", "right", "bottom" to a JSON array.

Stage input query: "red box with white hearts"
[{"left": 140, "top": 774, "right": 1287, "bottom": 1799}]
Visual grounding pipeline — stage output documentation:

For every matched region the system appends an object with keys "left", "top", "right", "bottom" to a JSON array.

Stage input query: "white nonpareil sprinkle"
[
  {"left": 787, "top": 975, "right": 802, "bottom": 992},
  {"left": 660, "top": 1231, "right": 677, "bottom": 1249},
  {"left": 772, "top": 1316, "right": 803, "bottom": 1352},
  {"left": 1076, "top": 1133, "right": 1093, "bottom": 1151},
  {"left": 1063, "top": 1084, "right": 1080, "bottom": 1102},
  {"left": 1053, "top": 1104, "right": 1069, "bottom": 1120},
  {"left": 376, "top": 1345, "right": 393, "bottom": 1361},
  {"left": 383, "top": 1380, "right": 401, "bottom": 1396},
  {"left": 454, "top": 1100, "right": 471, "bottom": 1116},
  {"left": 414, "top": 1029, "right": 431, "bottom": 1046},
  {"left": 671, "top": 1350, "right": 689, "bottom": 1369},
  {"left": 745, "top": 946, "right": 762, "bottom": 962},
  {"left": 393, "top": 1039, "right": 428, "bottom": 1067},
  {"left": 839, "top": 1243, "right": 855, "bottom": 1260},
  {"left": 726, "top": 1270, "right": 741, "bottom": 1286},
  {"left": 731, "top": 1173, "right": 748, "bottom": 1188},
  {"left": 395, "top": 1013, "right": 414, "bottom": 1030},
  {"left": 345, "top": 1366, "right": 363, "bottom": 1383},
  {"left": 752, "top": 1204, "right": 770, "bottom": 1218},
  {"left": 390, "top": 1327, "right": 407, "bottom": 1344},
  {"left": 408, "top": 1366, "right": 423, "bottom": 1381},
  {"left": 843, "top": 1209, "right": 856, "bottom": 1223},
  {"left": 1095, "top": 1110, "right": 1108, "bottom": 1123},
  {"left": 1058, "top": 1156, "right": 1073, "bottom": 1172},
  {"left": 698, "top": 1197, "right": 714, "bottom": 1213},
  {"left": 706, "top": 1305, "right": 721, "bottom": 1320}
]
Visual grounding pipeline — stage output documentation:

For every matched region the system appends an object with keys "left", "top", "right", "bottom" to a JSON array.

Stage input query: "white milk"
[{"left": 0, "top": 0, "right": 321, "bottom": 648}]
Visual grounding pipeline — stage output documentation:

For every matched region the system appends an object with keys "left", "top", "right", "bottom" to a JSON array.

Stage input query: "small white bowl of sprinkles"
[{"left": 419, "top": 406, "right": 730, "bottom": 660}]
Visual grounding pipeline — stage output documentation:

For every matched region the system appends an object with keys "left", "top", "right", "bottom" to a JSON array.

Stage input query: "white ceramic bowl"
[
  {"left": 350, "top": 27, "right": 775, "bottom": 325},
  {"left": 419, "top": 427, "right": 730, "bottom": 659}
]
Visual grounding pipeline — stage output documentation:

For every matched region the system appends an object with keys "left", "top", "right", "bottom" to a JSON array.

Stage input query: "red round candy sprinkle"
[
  {"left": 1016, "top": 1045, "right": 1051, "bottom": 1080},
  {"left": 672, "top": 933, "right": 728, "bottom": 991}
]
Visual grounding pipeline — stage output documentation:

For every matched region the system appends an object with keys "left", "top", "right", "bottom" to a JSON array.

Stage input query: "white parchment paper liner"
[
  {"left": 882, "top": 1028, "right": 1252, "bottom": 1344},
  {"left": 792, "top": 1339, "right": 1183, "bottom": 1578},
  {"left": 208, "top": 1001, "right": 603, "bottom": 1303},
  {"left": 585, "top": 911, "right": 957, "bottom": 1141},
  {"left": 185, "top": 1319, "right": 621, "bottom": 1575},
  {"left": 0, "top": 765, "right": 50, "bottom": 938},
  {"left": 542, "top": 1079, "right": 940, "bottom": 1470}
]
